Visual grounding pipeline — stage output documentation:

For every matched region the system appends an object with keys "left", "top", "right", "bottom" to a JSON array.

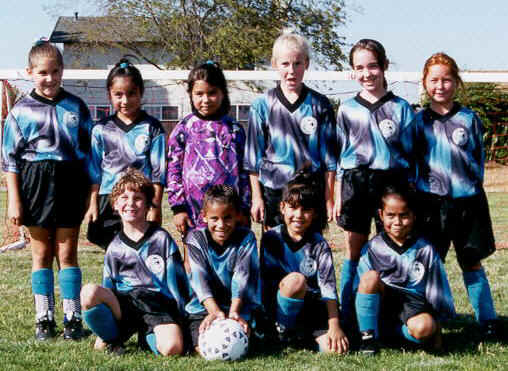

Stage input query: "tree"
[{"left": 46, "top": 0, "right": 349, "bottom": 70}]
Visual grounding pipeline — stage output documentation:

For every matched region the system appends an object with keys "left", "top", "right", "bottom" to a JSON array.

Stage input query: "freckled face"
[
  {"left": 424, "top": 64, "right": 457, "bottom": 108},
  {"left": 273, "top": 46, "right": 309, "bottom": 93}
]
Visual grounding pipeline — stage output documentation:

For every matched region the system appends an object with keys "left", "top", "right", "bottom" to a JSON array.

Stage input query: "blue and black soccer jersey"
[
  {"left": 336, "top": 92, "right": 415, "bottom": 178},
  {"left": 244, "top": 84, "right": 337, "bottom": 189},
  {"left": 184, "top": 227, "right": 261, "bottom": 320},
  {"left": 261, "top": 225, "right": 338, "bottom": 303},
  {"left": 356, "top": 232, "right": 456, "bottom": 321},
  {"left": 88, "top": 111, "right": 166, "bottom": 195},
  {"left": 103, "top": 224, "right": 188, "bottom": 314},
  {"left": 413, "top": 104, "right": 485, "bottom": 198},
  {"left": 1, "top": 89, "right": 93, "bottom": 173}
]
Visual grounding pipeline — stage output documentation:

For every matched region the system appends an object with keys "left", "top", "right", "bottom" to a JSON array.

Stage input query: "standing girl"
[
  {"left": 333, "top": 39, "right": 416, "bottom": 322},
  {"left": 167, "top": 61, "right": 250, "bottom": 236},
  {"left": 1, "top": 40, "right": 92, "bottom": 340},
  {"left": 414, "top": 53, "right": 498, "bottom": 338},
  {"left": 86, "top": 59, "right": 167, "bottom": 250},
  {"left": 244, "top": 32, "right": 337, "bottom": 230}
]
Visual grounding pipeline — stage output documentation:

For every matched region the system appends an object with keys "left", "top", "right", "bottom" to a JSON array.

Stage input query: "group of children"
[{"left": 0, "top": 31, "right": 500, "bottom": 358}]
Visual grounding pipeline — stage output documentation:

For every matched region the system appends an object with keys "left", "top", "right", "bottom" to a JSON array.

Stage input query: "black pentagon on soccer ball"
[
  {"left": 225, "top": 336, "right": 231, "bottom": 342},
  {"left": 214, "top": 347, "right": 220, "bottom": 353},
  {"left": 223, "top": 353, "right": 230, "bottom": 360},
  {"left": 222, "top": 343, "right": 228, "bottom": 350}
]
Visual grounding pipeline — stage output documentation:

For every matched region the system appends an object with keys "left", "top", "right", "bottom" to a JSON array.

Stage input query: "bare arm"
[
  {"left": 324, "top": 171, "right": 335, "bottom": 222},
  {"left": 249, "top": 173, "right": 264, "bottom": 224},
  {"left": 147, "top": 183, "right": 163, "bottom": 225},
  {"left": 6, "top": 172, "right": 22, "bottom": 226},
  {"left": 84, "top": 184, "right": 100, "bottom": 224}
]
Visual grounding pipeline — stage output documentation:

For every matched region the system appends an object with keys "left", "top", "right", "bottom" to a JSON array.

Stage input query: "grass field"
[{"left": 0, "top": 187, "right": 507, "bottom": 370}]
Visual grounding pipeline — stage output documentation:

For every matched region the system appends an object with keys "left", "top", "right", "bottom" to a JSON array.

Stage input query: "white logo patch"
[
  {"left": 408, "top": 261, "right": 425, "bottom": 285},
  {"left": 64, "top": 112, "right": 79, "bottom": 127},
  {"left": 452, "top": 128, "right": 468, "bottom": 146},
  {"left": 146, "top": 254, "right": 164, "bottom": 275},
  {"left": 134, "top": 134, "right": 150, "bottom": 154},
  {"left": 299, "top": 256, "right": 317, "bottom": 277},
  {"left": 379, "top": 119, "right": 397, "bottom": 139},
  {"left": 300, "top": 117, "right": 318, "bottom": 135}
]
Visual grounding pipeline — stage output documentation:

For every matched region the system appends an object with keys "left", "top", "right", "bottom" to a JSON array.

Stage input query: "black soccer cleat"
[
  {"left": 358, "top": 330, "right": 378, "bottom": 356},
  {"left": 35, "top": 316, "right": 57, "bottom": 341},
  {"left": 105, "top": 342, "right": 126, "bottom": 356},
  {"left": 63, "top": 314, "right": 86, "bottom": 341},
  {"left": 480, "top": 319, "right": 500, "bottom": 341}
]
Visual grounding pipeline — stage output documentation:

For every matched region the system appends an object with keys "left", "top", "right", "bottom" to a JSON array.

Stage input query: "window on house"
[
  {"left": 143, "top": 105, "right": 161, "bottom": 120},
  {"left": 229, "top": 104, "right": 250, "bottom": 129},
  {"left": 162, "top": 106, "right": 179, "bottom": 121},
  {"left": 90, "top": 105, "right": 111, "bottom": 121}
]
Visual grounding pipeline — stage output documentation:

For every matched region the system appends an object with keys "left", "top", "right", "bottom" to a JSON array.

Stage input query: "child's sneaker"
[
  {"left": 480, "top": 319, "right": 500, "bottom": 341},
  {"left": 63, "top": 313, "right": 85, "bottom": 340},
  {"left": 358, "top": 330, "right": 378, "bottom": 356},
  {"left": 35, "top": 315, "right": 57, "bottom": 341}
]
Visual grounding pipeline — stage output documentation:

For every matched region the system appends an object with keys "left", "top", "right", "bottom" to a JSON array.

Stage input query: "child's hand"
[
  {"left": 250, "top": 196, "right": 265, "bottom": 224},
  {"left": 147, "top": 206, "right": 162, "bottom": 225},
  {"left": 326, "top": 326, "right": 349, "bottom": 354},
  {"left": 84, "top": 200, "right": 99, "bottom": 224},
  {"left": 229, "top": 311, "right": 250, "bottom": 335},
  {"left": 199, "top": 311, "right": 225, "bottom": 333},
  {"left": 7, "top": 199, "right": 23, "bottom": 226},
  {"left": 174, "top": 212, "right": 194, "bottom": 235}
]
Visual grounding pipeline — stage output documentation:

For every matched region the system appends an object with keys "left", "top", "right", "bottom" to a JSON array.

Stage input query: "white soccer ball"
[{"left": 198, "top": 318, "right": 249, "bottom": 361}]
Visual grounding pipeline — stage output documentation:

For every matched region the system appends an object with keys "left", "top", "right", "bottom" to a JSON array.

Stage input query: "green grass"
[{"left": 0, "top": 191, "right": 507, "bottom": 370}]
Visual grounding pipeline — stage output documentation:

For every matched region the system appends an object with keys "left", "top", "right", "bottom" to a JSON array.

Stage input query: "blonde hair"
[
  {"left": 271, "top": 32, "right": 310, "bottom": 66},
  {"left": 422, "top": 52, "right": 464, "bottom": 91},
  {"left": 28, "top": 41, "right": 63, "bottom": 69}
]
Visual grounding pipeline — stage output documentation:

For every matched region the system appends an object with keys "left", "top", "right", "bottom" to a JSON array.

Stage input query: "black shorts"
[
  {"left": 263, "top": 186, "right": 284, "bottom": 228},
  {"left": 87, "top": 194, "right": 122, "bottom": 250},
  {"left": 263, "top": 172, "right": 326, "bottom": 229},
  {"left": 338, "top": 168, "right": 409, "bottom": 235},
  {"left": 380, "top": 286, "right": 435, "bottom": 328},
  {"left": 115, "top": 289, "right": 184, "bottom": 344},
  {"left": 20, "top": 160, "right": 89, "bottom": 228},
  {"left": 417, "top": 190, "right": 496, "bottom": 267}
]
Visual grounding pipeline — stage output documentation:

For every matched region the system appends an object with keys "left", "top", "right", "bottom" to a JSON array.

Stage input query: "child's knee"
[
  {"left": 279, "top": 272, "right": 307, "bottom": 298},
  {"left": 407, "top": 313, "right": 436, "bottom": 340},
  {"left": 358, "top": 270, "right": 382, "bottom": 293},
  {"left": 158, "top": 335, "right": 184, "bottom": 356},
  {"left": 80, "top": 283, "right": 101, "bottom": 309}
]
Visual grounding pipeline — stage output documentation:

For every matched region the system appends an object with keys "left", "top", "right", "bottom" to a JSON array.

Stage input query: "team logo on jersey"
[
  {"left": 300, "top": 117, "right": 318, "bottom": 135},
  {"left": 299, "top": 256, "right": 317, "bottom": 277},
  {"left": 408, "top": 261, "right": 425, "bottom": 285},
  {"left": 134, "top": 134, "right": 150, "bottom": 154},
  {"left": 64, "top": 112, "right": 79, "bottom": 128},
  {"left": 379, "top": 119, "right": 397, "bottom": 139},
  {"left": 146, "top": 254, "right": 164, "bottom": 275},
  {"left": 452, "top": 127, "right": 468, "bottom": 146}
]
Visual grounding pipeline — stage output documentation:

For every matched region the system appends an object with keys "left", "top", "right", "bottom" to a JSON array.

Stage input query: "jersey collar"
[
  {"left": 275, "top": 83, "right": 309, "bottom": 113},
  {"left": 119, "top": 222, "right": 157, "bottom": 250},
  {"left": 423, "top": 102, "right": 461, "bottom": 123},
  {"left": 380, "top": 230, "right": 417, "bottom": 255},
  {"left": 354, "top": 91, "right": 395, "bottom": 113},
  {"left": 30, "top": 88, "right": 67, "bottom": 106},
  {"left": 113, "top": 110, "right": 148, "bottom": 132}
]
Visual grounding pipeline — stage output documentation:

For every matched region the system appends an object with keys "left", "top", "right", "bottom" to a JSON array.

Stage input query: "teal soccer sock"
[
  {"left": 463, "top": 268, "right": 497, "bottom": 323},
  {"left": 355, "top": 293, "right": 380, "bottom": 337},
  {"left": 339, "top": 259, "right": 358, "bottom": 319},
  {"left": 82, "top": 303, "right": 119, "bottom": 342},
  {"left": 401, "top": 324, "right": 423, "bottom": 344},
  {"left": 59, "top": 267, "right": 82, "bottom": 322},
  {"left": 32, "top": 269, "right": 55, "bottom": 320},
  {"left": 276, "top": 291, "right": 305, "bottom": 330},
  {"left": 146, "top": 333, "right": 160, "bottom": 355}
]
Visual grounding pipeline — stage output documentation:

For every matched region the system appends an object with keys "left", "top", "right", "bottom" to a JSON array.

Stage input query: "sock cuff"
[
  {"left": 145, "top": 333, "right": 160, "bottom": 356},
  {"left": 462, "top": 268, "right": 486, "bottom": 284},
  {"left": 83, "top": 303, "right": 119, "bottom": 342},
  {"left": 402, "top": 324, "right": 423, "bottom": 344},
  {"left": 32, "top": 269, "right": 54, "bottom": 295}
]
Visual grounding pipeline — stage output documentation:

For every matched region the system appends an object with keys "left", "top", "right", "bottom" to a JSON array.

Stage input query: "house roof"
[{"left": 49, "top": 16, "right": 151, "bottom": 43}]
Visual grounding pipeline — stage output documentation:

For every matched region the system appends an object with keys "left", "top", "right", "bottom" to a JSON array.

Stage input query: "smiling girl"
[
  {"left": 86, "top": 59, "right": 166, "bottom": 250},
  {"left": 333, "top": 39, "right": 416, "bottom": 322}
]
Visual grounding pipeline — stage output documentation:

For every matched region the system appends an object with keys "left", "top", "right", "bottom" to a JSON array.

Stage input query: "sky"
[{"left": 1, "top": 1, "right": 508, "bottom": 72}]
